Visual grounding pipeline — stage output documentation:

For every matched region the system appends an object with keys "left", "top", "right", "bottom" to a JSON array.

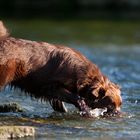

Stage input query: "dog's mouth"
[
  {"left": 86, "top": 98, "right": 122, "bottom": 116},
  {"left": 88, "top": 104, "right": 121, "bottom": 117},
  {"left": 91, "top": 107, "right": 121, "bottom": 117},
  {"left": 103, "top": 106, "right": 121, "bottom": 117},
  {"left": 78, "top": 98, "right": 122, "bottom": 117}
]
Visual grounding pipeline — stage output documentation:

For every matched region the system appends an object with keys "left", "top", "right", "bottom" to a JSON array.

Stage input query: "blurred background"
[
  {"left": 1, "top": 0, "right": 140, "bottom": 19},
  {"left": 0, "top": 1, "right": 140, "bottom": 140},
  {"left": 0, "top": 0, "right": 140, "bottom": 45}
]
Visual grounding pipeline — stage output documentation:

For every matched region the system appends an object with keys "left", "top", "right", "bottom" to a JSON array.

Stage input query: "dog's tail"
[{"left": 0, "top": 21, "right": 9, "bottom": 39}]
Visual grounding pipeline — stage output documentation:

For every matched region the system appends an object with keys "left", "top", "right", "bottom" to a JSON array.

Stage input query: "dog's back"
[{"left": 0, "top": 27, "right": 93, "bottom": 96}]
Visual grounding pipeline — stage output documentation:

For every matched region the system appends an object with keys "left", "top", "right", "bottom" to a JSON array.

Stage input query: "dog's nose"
[{"left": 114, "top": 110, "right": 119, "bottom": 114}]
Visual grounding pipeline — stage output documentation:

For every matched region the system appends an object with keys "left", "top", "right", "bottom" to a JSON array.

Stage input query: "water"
[{"left": 0, "top": 20, "right": 140, "bottom": 140}]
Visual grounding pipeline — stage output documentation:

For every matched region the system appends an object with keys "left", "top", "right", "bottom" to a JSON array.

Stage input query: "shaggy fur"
[{"left": 0, "top": 21, "right": 122, "bottom": 116}]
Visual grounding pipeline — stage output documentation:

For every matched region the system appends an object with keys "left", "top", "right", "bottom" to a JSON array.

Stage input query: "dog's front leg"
[{"left": 48, "top": 88, "right": 91, "bottom": 116}]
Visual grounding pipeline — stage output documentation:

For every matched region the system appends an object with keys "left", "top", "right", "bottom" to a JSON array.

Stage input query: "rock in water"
[
  {"left": 0, "top": 103, "right": 23, "bottom": 113},
  {"left": 0, "top": 126, "right": 35, "bottom": 139}
]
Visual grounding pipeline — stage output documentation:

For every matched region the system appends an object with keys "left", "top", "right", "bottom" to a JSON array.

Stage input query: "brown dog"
[{"left": 0, "top": 21, "right": 122, "bottom": 116}]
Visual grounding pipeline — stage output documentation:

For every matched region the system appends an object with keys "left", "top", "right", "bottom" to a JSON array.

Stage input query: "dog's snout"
[
  {"left": 107, "top": 105, "right": 121, "bottom": 115},
  {"left": 116, "top": 107, "right": 121, "bottom": 112},
  {"left": 114, "top": 110, "right": 120, "bottom": 114}
]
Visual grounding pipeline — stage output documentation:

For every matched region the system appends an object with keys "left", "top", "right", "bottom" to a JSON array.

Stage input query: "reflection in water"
[{"left": 0, "top": 45, "right": 140, "bottom": 140}]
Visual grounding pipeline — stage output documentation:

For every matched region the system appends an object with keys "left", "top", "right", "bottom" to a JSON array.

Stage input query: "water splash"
[{"left": 80, "top": 108, "right": 107, "bottom": 118}]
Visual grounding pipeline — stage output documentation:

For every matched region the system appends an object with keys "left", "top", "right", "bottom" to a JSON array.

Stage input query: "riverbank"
[{"left": 2, "top": 19, "right": 140, "bottom": 45}]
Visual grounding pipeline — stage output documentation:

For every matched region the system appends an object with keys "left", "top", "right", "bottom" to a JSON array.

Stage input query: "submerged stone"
[{"left": 0, "top": 103, "right": 23, "bottom": 113}]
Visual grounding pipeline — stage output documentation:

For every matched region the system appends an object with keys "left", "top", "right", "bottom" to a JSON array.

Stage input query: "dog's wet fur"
[{"left": 0, "top": 21, "right": 122, "bottom": 117}]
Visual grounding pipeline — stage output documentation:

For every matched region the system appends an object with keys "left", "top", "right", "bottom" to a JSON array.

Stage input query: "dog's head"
[{"left": 78, "top": 76, "right": 122, "bottom": 114}]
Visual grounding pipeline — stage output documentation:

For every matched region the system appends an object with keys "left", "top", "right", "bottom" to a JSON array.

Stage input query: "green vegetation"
[{"left": 5, "top": 19, "right": 140, "bottom": 45}]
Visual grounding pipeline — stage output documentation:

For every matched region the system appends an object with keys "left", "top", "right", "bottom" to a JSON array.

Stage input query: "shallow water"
[
  {"left": 0, "top": 43, "right": 140, "bottom": 140},
  {"left": 0, "top": 20, "right": 140, "bottom": 139}
]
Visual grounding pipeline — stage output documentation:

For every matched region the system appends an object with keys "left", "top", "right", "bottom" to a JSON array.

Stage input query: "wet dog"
[{"left": 0, "top": 21, "right": 122, "bottom": 116}]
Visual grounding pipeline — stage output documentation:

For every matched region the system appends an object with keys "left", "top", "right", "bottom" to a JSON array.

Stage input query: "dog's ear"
[{"left": 92, "top": 87, "right": 106, "bottom": 99}]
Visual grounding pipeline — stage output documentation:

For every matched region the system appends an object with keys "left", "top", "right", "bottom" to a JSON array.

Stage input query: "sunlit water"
[{"left": 0, "top": 44, "right": 140, "bottom": 140}]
